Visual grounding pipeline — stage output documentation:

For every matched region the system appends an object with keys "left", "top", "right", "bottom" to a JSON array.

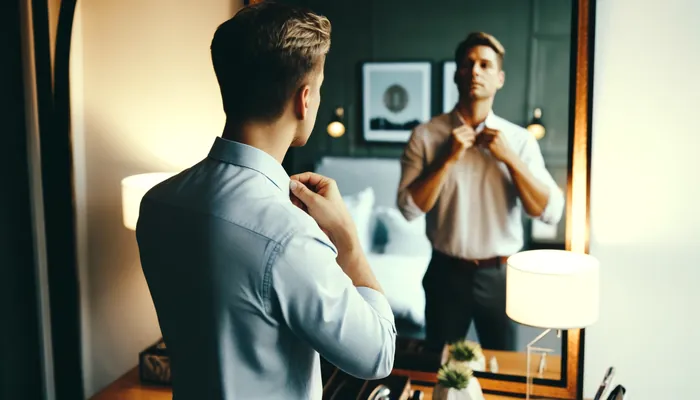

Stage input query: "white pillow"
[
  {"left": 365, "top": 252, "right": 430, "bottom": 326},
  {"left": 375, "top": 206, "right": 431, "bottom": 256},
  {"left": 342, "top": 187, "right": 375, "bottom": 252}
]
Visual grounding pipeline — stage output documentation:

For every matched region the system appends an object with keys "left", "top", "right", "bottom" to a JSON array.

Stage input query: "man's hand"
[
  {"left": 480, "top": 127, "right": 515, "bottom": 163},
  {"left": 445, "top": 124, "right": 477, "bottom": 164},
  {"left": 403, "top": 116, "right": 475, "bottom": 214},
  {"left": 289, "top": 172, "right": 383, "bottom": 293},
  {"left": 289, "top": 172, "right": 359, "bottom": 255}
]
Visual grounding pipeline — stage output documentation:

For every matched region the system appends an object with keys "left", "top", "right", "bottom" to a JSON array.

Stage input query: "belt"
[
  {"left": 468, "top": 256, "right": 508, "bottom": 267},
  {"left": 433, "top": 250, "right": 508, "bottom": 268}
]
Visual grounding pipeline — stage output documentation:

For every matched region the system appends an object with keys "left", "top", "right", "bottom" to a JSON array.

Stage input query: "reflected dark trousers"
[{"left": 422, "top": 250, "right": 517, "bottom": 352}]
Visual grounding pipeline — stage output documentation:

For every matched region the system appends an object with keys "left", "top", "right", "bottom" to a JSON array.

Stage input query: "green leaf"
[
  {"left": 447, "top": 340, "right": 483, "bottom": 362},
  {"left": 437, "top": 362, "right": 473, "bottom": 390}
]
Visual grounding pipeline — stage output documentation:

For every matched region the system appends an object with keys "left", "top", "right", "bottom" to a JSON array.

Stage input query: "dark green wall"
[
  {"left": 280, "top": 0, "right": 573, "bottom": 247},
  {"left": 284, "top": 0, "right": 543, "bottom": 174}
]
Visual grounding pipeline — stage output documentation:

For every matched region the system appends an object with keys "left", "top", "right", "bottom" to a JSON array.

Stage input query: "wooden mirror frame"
[{"left": 244, "top": 0, "right": 595, "bottom": 397}]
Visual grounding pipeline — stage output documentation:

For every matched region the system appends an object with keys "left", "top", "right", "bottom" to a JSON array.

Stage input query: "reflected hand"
[
  {"left": 480, "top": 127, "right": 514, "bottom": 163},
  {"left": 446, "top": 122, "right": 477, "bottom": 164}
]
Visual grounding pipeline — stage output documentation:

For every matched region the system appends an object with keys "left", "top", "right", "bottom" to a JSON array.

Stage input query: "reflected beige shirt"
[{"left": 397, "top": 109, "right": 564, "bottom": 260}]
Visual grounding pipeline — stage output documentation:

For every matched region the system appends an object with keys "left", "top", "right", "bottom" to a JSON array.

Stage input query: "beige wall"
[
  {"left": 585, "top": 0, "right": 700, "bottom": 397},
  {"left": 70, "top": 0, "right": 244, "bottom": 396}
]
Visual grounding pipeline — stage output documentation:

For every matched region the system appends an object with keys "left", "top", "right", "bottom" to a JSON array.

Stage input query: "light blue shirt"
[{"left": 136, "top": 137, "right": 397, "bottom": 400}]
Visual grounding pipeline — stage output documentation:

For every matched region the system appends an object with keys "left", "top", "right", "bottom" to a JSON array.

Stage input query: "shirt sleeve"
[
  {"left": 397, "top": 127, "right": 427, "bottom": 221},
  {"left": 270, "top": 231, "right": 397, "bottom": 380},
  {"left": 519, "top": 135, "right": 565, "bottom": 225}
]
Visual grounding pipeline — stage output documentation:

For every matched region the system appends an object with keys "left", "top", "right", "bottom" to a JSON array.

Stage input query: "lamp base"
[{"left": 526, "top": 328, "right": 558, "bottom": 400}]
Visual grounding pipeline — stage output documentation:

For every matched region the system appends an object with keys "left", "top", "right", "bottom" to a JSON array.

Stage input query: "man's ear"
[
  {"left": 294, "top": 85, "right": 311, "bottom": 120},
  {"left": 497, "top": 70, "right": 505, "bottom": 89}
]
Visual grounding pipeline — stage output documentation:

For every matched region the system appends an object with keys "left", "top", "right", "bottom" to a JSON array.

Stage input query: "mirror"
[{"left": 269, "top": 0, "right": 594, "bottom": 398}]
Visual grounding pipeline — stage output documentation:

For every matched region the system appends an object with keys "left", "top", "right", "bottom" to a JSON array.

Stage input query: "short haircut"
[
  {"left": 210, "top": 2, "right": 331, "bottom": 122},
  {"left": 454, "top": 32, "right": 505, "bottom": 70}
]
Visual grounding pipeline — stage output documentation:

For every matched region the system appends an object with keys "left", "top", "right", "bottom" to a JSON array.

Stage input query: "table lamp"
[
  {"left": 506, "top": 249, "right": 600, "bottom": 400},
  {"left": 121, "top": 172, "right": 175, "bottom": 230}
]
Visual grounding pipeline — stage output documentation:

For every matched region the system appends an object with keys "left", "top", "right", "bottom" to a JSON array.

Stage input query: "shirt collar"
[
  {"left": 207, "top": 137, "right": 290, "bottom": 192},
  {"left": 449, "top": 107, "right": 496, "bottom": 133}
]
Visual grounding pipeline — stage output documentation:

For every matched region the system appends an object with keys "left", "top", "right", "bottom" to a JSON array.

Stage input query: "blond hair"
[
  {"left": 455, "top": 32, "right": 505, "bottom": 69},
  {"left": 211, "top": 2, "right": 331, "bottom": 122}
]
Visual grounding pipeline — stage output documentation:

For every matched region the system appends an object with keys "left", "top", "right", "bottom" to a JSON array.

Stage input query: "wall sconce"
[
  {"left": 326, "top": 107, "right": 345, "bottom": 138},
  {"left": 526, "top": 107, "right": 546, "bottom": 140}
]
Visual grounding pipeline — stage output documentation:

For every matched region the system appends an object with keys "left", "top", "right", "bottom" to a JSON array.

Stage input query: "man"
[
  {"left": 397, "top": 32, "right": 564, "bottom": 352},
  {"left": 136, "top": 3, "right": 396, "bottom": 399}
]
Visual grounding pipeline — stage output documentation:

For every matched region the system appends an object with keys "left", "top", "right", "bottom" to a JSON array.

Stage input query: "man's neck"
[
  {"left": 456, "top": 98, "right": 493, "bottom": 127},
  {"left": 221, "top": 119, "right": 293, "bottom": 164}
]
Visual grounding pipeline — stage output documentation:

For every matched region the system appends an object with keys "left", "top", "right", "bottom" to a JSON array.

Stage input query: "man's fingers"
[
  {"left": 290, "top": 171, "right": 328, "bottom": 188},
  {"left": 453, "top": 125, "right": 472, "bottom": 134},
  {"left": 462, "top": 130, "right": 478, "bottom": 141},
  {"left": 289, "top": 180, "right": 318, "bottom": 206},
  {"left": 482, "top": 127, "right": 499, "bottom": 136},
  {"left": 454, "top": 127, "right": 477, "bottom": 141},
  {"left": 453, "top": 129, "right": 468, "bottom": 143},
  {"left": 455, "top": 129, "right": 476, "bottom": 145}
]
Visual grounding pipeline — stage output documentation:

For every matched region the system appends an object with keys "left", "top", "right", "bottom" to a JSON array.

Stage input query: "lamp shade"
[
  {"left": 121, "top": 172, "right": 174, "bottom": 230},
  {"left": 506, "top": 249, "right": 599, "bottom": 329}
]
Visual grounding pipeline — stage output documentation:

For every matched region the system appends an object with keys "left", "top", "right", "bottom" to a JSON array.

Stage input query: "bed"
[
  {"left": 314, "top": 156, "right": 560, "bottom": 350},
  {"left": 315, "top": 156, "right": 432, "bottom": 334}
]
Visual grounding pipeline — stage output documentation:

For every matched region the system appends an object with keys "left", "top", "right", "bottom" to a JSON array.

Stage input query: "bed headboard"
[{"left": 314, "top": 156, "right": 402, "bottom": 208}]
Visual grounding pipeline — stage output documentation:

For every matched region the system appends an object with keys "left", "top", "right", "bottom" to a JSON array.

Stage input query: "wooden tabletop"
[
  {"left": 90, "top": 367, "right": 524, "bottom": 400},
  {"left": 91, "top": 368, "right": 170, "bottom": 400}
]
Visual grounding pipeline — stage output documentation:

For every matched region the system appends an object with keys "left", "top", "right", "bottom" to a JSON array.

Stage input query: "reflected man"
[{"left": 397, "top": 32, "right": 564, "bottom": 351}]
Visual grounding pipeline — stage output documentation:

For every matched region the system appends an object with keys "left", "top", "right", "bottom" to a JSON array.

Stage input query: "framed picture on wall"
[
  {"left": 361, "top": 62, "right": 431, "bottom": 143},
  {"left": 442, "top": 61, "right": 458, "bottom": 113}
]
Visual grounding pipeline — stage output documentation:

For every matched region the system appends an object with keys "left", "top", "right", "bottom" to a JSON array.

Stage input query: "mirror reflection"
[{"left": 283, "top": 0, "right": 574, "bottom": 379}]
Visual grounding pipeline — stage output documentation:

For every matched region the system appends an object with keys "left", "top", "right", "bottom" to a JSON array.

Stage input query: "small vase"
[
  {"left": 433, "top": 378, "right": 485, "bottom": 400},
  {"left": 467, "top": 354, "right": 486, "bottom": 372}
]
